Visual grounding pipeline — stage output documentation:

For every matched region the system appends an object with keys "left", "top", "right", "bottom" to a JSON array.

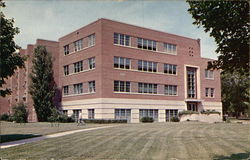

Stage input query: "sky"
[{"left": 3, "top": 0, "right": 218, "bottom": 59}]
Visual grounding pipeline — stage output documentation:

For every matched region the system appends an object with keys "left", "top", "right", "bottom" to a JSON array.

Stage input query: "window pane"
[
  {"left": 143, "top": 39, "right": 147, "bottom": 49},
  {"left": 120, "top": 81, "right": 125, "bottom": 92},
  {"left": 138, "top": 83, "right": 143, "bottom": 93},
  {"left": 114, "top": 57, "right": 119, "bottom": 68},
  {"left": 120, "top": 34, "right": 124, "bottom": 45},
  {"left": 138, "top": 60, "right": 142, "bottom": 71},
  {"left": 114, "top": 81, "right": 119, "bottom": 91},
  {"left": 114, "top": 33, "right": 118, "bottom": 44},
  {"left": 148, "top": 40, "right": 152, "bottom": 50},
  {"left": 153, "top": 41, "right": 156, "bottom": 51},
  {"left": 143, "top": 61, "right": 148, "bottom": 71},
  {"left": 138, "top": 38, "right": 142, "bottom": 48},
  {"left": 125, "top": 35, "right": 130, "bottom": 46},
  {"left": 126, "top": 82, "right": 130, "bottom": 92},
  {"left": 125, "top": 58, "right": 130, "bottom": 69},
  {"left": 120, "top": 57, "right": 124, "bottom": 68},
  {"left": 173, "top": 65, "right": 177, "bottom": 74},
  {"left": 153, "top": 63, "right": 157, "bottom": 72}
]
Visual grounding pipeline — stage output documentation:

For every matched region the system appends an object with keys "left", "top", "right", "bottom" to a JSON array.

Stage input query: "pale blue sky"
[{"left": 4, "top": 0, "right": 217, "bottom": 59}]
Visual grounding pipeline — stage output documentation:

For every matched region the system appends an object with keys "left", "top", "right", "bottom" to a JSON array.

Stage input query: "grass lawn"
[
  {"left": 0, "top": 121, "right": 111, "bottom": 143},
  {"left": 1, "top": 122, "right": 250, "bottom": 160}
]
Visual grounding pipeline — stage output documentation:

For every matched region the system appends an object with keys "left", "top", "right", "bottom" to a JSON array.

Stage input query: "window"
[
  {"left": 88, "top": 57, "right": 95, "bottom": 69},
  {"left": 137, "top": 38, "right": 156, "bottom": 51},
  {"left": 64, "top": 65, "right": 69, "bottom": 76},
  {"left": 164, "top": 64, "right": 177, "bottom": 75},
  {"left": 187, "top": 103, "right": 198, "bottom": 111},
  {"left": 139, "top": 109, "right": 158, "bottom": 121},
  {"left": 166, "top": 109, "right": 178, "bottom": 122},
  {"left": 187, "top": 67, "right": 196, "bottom": 98},
  {"left": 88, "top": 109, "right": 95, "bottom": 119},
  {"left": 206, "top": 88, "right": 215, "bottom": 98},
  {"left": 114, "top": 33, "right": 130, "bottom": 46},
  {"left": 114, "top": 81, "right": 130, "bottom": 92},
  {"left": 63, "top": 86, "right": 69, "bottom": 96},
  {"left": 205, "top": 69, "right": 214, "bottom": 79},
  {"left": 74, "top": 83, "right": 83, "bottom": 94},
  {"left": 74, "top": 39, "right": 83, "bottom": 52},
  {"left": 163, "top": 43, "right": 177, "bottom": 54},
  {"left": 165, "top": 85, "right": 177, "bottom": 96},
  {"left": 64, "top": 45, "right": 69, "bottom": 55},
  {"left": 138, "top": 60, "right": 157, "bottom": 72},
  {"left": 88, "top": 81, "right": 95, "bottom": 93},
  {"left": 74, "top": 61, "right": 83, "bottom": 73},
  {"left": 138, "top": 83, "right": 157, "bottom": 94},
  {"left": 115, "top": 109, "right": 131, "bottom": 121},
  {"left": 88, "top": 34, "right": 95, "bottom": 47},
  {"left": 73, "top": 110, "right": 81, "bottom": 121},
  {"left": 114, "top": 57, "right": 130, "bottom": 69}
]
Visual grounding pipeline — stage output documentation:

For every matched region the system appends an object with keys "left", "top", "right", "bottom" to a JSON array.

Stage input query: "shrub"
[
  {"left": 0, "top": 113, "right": 10, "bottom": 121},
  {"left": 140, "top": 117, "right": 154, "bottom": 123},
  {"left": 179, "top": 110, "right": 199, "bottom": 116},
  {"left": 83, "top": 119, "right": 127, "bottom": 123},
  {"left": 48, "top": 108, "right": 74, "bottom": 123},
  {"left": 170, "top": 117, "right": 180, "bottom": 122},
  {"left": 12, "top": 103, "right": 28, "bottom": 123},
  {"left": 201, "top": 110, "right": 221, "bottom": 115}
]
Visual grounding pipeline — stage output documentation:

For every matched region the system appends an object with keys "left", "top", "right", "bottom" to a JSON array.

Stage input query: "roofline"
[{"left": 100, "top": 18, "right": 200, "bottom": 42}]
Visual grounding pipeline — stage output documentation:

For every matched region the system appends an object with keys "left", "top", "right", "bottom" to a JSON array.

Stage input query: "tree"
[
  {"left": 0, "top": 0, "right": 25, "bottom": 97},
  {"left": 29, "top": 46, "right": 56, "bottom": 122},
  {"left": 221, "top": 71, "right": 250, "bottom": 117},
  {"left": 187, "top": 1, "right": 249, "bottom": 75}
]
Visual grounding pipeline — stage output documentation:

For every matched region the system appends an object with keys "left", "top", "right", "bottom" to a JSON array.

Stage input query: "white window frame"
[
  {"left": 88, "top": 81, "right": 96, "bottom": 93},
  {"left": 114, "top": 81, "right": 130, "bottom": 92}
]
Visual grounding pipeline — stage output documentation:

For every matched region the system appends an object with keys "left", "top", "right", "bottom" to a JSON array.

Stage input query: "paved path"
[{"left": 0, "top": 125, "right": 115, "bottom": 149}]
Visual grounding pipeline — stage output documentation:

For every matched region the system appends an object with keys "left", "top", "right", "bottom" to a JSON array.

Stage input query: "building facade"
[
  {"left": 0, "top": 19, "right": 222, "bottom": 122},
  {"left": 0, "top": 39, "right": 59, "bottom": 122},
  {"left": 59, "top": 19, "right": 222, "bottom": 123}
]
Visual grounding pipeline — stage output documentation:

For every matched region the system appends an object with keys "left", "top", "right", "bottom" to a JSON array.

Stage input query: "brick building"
[{"left": 0, "top": 19, "right": 222, "bottom": 122}]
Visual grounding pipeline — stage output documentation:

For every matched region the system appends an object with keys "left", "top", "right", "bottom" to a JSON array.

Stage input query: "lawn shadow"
[
  {"left": 213, "top": 152, "right": 250, "bottom": 160},
  {"left": 0, "top": 134, "right": 42, "bottom": 143}
]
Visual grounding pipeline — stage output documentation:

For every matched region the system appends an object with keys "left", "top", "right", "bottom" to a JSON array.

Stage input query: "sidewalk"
[{"left": 0, "top": 125, "right": 115, "bottom": 149}]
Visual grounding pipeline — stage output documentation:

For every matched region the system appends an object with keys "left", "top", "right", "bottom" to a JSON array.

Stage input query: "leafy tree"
[
  {"left": 12, "top": 102, "right": 28, "bottom": 123},
  {"left": 29, "top": 46, "right": 56, "bottom": 122},
  {"left": 221, "top": 71, "right": 250, "bottom": 117},
  {"left": 187, "top": 1, "right": 249, "bottom": 75},
  {"left": 0, "top": 0, "right": 25, "bottom": 97}
]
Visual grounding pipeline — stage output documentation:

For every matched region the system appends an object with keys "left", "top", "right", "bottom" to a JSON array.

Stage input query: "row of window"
[
  {"left": 114, "top": 33, "right": 176, "bottom": 54},
  {"left": 114, "top": 56, "right": 177, "bottom": 75},
  {"left": 64, "top": 57, "right": 95, "bottom": 76},
  {"left": 67, "top": 109, "right": 179, "bottom": 122},
  {"left": 114, "top": 81, "right": 177, "bottom": 96},
  {"left": 63, "top": 81, "right": 95, "bottom": 95},
  {"left": 64, "top": 34, "right": 95, "bottom": 55}
]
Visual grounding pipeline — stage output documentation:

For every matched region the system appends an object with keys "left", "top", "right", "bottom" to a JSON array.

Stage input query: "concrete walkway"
[{"left": 0, "top": 125, "right": 115, "bottom": 149}]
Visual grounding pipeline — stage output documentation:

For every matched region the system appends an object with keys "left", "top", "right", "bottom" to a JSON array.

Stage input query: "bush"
[
  {"left": 201, "top": 110, "right": 221, "bottom": 115},
  {"left": 179, "top": 110, "right": 199, "bottom": 116},
  {"left": 48, "top": 108, "right": 74, "bottom": 123},
  {"left": 170, "top": 117, "right": 180, "bottom": 122},
  {"left": 0, "top": 113, "right": 10, "bottom": 121},
  {"left": 140, "top": 117, "right": 154, "bottom": 123},
  {"left": 12, "top": 103, "right": 28, "bottom": 123},
  {"left": 83, "top": 119, "right": 127, "bottom": 123}
]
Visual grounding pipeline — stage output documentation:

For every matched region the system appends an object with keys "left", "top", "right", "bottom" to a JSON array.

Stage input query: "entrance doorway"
[{"left": 187, "top": 103, "right": 198, "bottom": 112}]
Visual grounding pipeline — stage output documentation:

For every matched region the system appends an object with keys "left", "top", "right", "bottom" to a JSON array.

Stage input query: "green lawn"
[
  {"left": 0, "top": 121, "right": 111, "bottom": 143},
  {"left": 1, "top": 122, "right": 250, "bottom": 160}
]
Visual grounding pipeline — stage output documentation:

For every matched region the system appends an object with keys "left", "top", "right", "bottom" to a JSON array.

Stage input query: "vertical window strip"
[
  {"left": 88, "top": 81, "right": 95, "bottom": 93},
  {"left": 88, "top": 57, "right": 95, "bottom": 69},
  {"left": 64, "top": 45, "right": 69, "bottom": 55},
  {"left": 64, "top": 65, "right": 69, "bottom": 75}
]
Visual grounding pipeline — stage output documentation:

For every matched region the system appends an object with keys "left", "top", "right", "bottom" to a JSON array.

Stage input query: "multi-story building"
[
  {"left": 0, "top": 39, "right": 59, "bottom": 122},
  {"left": 0, "top": 18, "right": 222, "bottom": 122},
  {"left": 59, "top": 19, "right": 222, "bottom": 123}
]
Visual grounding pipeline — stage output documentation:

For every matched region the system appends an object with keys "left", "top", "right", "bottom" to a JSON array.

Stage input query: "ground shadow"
[
  {"left": 0, "top": 134, "right": 41, "bottom": 143},
  {"left": 213, "top": 152, "right": 250, "bottom": 160}
]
